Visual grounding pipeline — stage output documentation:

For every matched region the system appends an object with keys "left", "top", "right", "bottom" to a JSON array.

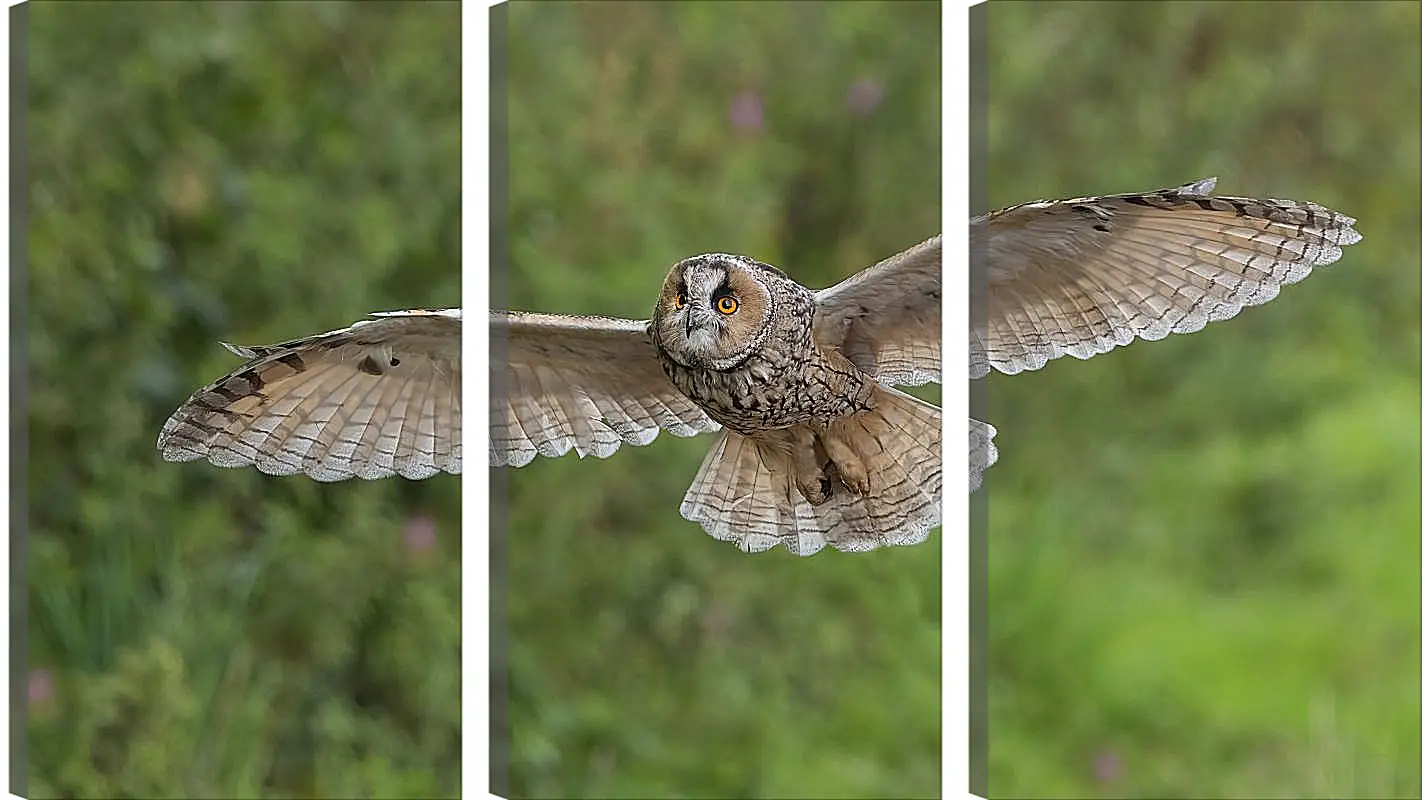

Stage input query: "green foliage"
[
  {"left": 26, "top": 3, "right": 460, "bottom": 797},
  {"left": 983, "top": 3, "right": 1421, "bottom": 797},
  {"left": 504, "top": 3, "right": 942, "bottom": 798}
]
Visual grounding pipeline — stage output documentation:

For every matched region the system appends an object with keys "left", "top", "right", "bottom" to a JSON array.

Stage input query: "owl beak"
[{"left": 685, "top": 308, "right": 712, "bottom": 339}]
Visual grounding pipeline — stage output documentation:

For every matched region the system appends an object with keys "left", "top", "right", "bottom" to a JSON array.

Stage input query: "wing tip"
[{"left": 1178, "top": 176, "right": 1218, "bottom": 195}]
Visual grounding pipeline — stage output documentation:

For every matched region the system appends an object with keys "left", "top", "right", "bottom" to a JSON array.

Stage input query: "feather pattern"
[
  {"left": 158, "top": 309, "right": 461, "bottom": 481},
  {"left": 815, "top": 235, "right": 941, "bottom": 386},
  {"left": 680, "top": 385, "right": 942, "bottom": 555},
  {"left": 971, "top": 177, "right": 1362, "bottom": 378},
  {"left": 490, "top": 311, "right": 720, "bottom": 468},
  {"left": 492, "top": 240, "right": 944, "bottom": 556},
  {"left": 968, "top": 178, "right": 1361, "bottom": 489}
]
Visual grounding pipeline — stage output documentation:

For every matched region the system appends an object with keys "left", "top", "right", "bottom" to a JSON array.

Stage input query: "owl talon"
[
  {"left": 821, "top": 434, "right": 870, "bottom": 496},
  {"left": 839, "top": 471, "right": 870, "bottom": 496},
  {"left": 795, "top": 474, "right": 833, "bottom": 505}
]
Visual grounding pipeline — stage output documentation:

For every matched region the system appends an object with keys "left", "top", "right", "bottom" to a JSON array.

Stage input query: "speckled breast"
[{"left": 658, "top": 341, "right": 875, "bottom": 436}]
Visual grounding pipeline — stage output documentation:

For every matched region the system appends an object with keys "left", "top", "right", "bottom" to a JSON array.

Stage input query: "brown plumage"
[
  {"left": 155, "top": 180, "right": 1358, "bottom": 554},
  {"left": 970, "top": 177, "right": 1362, "bottom": 488},
  {"left": 158, "top": 309, "right": 461, "bottom": 481},
  {"left": 492, "top": 238, "right": 943, "bottom": 556}
]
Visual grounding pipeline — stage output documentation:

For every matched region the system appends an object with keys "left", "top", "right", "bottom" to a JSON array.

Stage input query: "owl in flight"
[
  {"left": 969, "top": 177, "right": 1361, "bottom": 488},
  {"left": 159, "top": 177, "right": 1359, "bottom": 558},
  {"left": 495, "top": 177, "right": 1360, "bottom": 556},
  {"left": 158, "top": 308, "right": 462, "bottom": 481},
  {"left": 493, "top": 237, "right": 944, "bottom": 556}
]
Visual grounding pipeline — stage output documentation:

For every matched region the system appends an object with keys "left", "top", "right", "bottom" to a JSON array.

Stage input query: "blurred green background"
[
  {"left": 25, "top": 3, "right": 459, "bottom": 798},
  {"left": 22, "top": 1, "right": 1418, "bottom": 799},
  {"left": 982, "top": 2, "right": 1420, "bottom": 798},
  {"left": 502, "top": 2, "right": 941, "bottom": 798}
]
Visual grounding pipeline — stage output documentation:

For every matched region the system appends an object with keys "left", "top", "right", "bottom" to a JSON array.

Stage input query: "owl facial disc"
[{"left": 651, "top": 254, "right": 774, "bottom": 371}]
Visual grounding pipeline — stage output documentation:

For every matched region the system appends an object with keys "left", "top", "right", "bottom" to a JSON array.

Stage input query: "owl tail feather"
[{"left": 679, "top": 385, "right": 942, "bottom": 556}]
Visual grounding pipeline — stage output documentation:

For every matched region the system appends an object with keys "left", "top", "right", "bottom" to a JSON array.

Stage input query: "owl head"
[{"left": 650, "top": 254, "right": 783, "bottom": 371}]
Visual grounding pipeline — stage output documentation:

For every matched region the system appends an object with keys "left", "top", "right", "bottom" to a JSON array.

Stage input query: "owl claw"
[
  {"left": 838, "top": 470, "right": 870, "bottom": 497},
  {"left": 820, "top": 434, "right": 870, "bottom": 496},
  {"left": 796, "top": 473, "right": 833, "bottom": 505}
]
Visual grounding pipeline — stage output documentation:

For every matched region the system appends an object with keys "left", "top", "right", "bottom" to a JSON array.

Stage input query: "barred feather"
[{"left": 158, "top": 309, "right": 461, "bottom": 481}]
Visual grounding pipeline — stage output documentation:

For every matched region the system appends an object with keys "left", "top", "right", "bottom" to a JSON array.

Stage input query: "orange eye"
[
  {"left": 673, "top": 293, "right": 686, "bottom": 309},
  {"left": 716, "top": 296, "right": 739, "bottom": 314}
]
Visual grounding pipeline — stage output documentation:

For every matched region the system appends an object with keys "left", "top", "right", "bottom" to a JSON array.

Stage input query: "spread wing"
[
  {"left": 158, "top": 309, "right": 462, "bottom": 481},
  {"left": 813, "top": 234, "right": 941, "bottom": 386},
  {"left": 490, "top": 311, "right": 719, "bottom": 468},
  {"left": 971, "top": 177, "right": 1362, "bottom": 378}
]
